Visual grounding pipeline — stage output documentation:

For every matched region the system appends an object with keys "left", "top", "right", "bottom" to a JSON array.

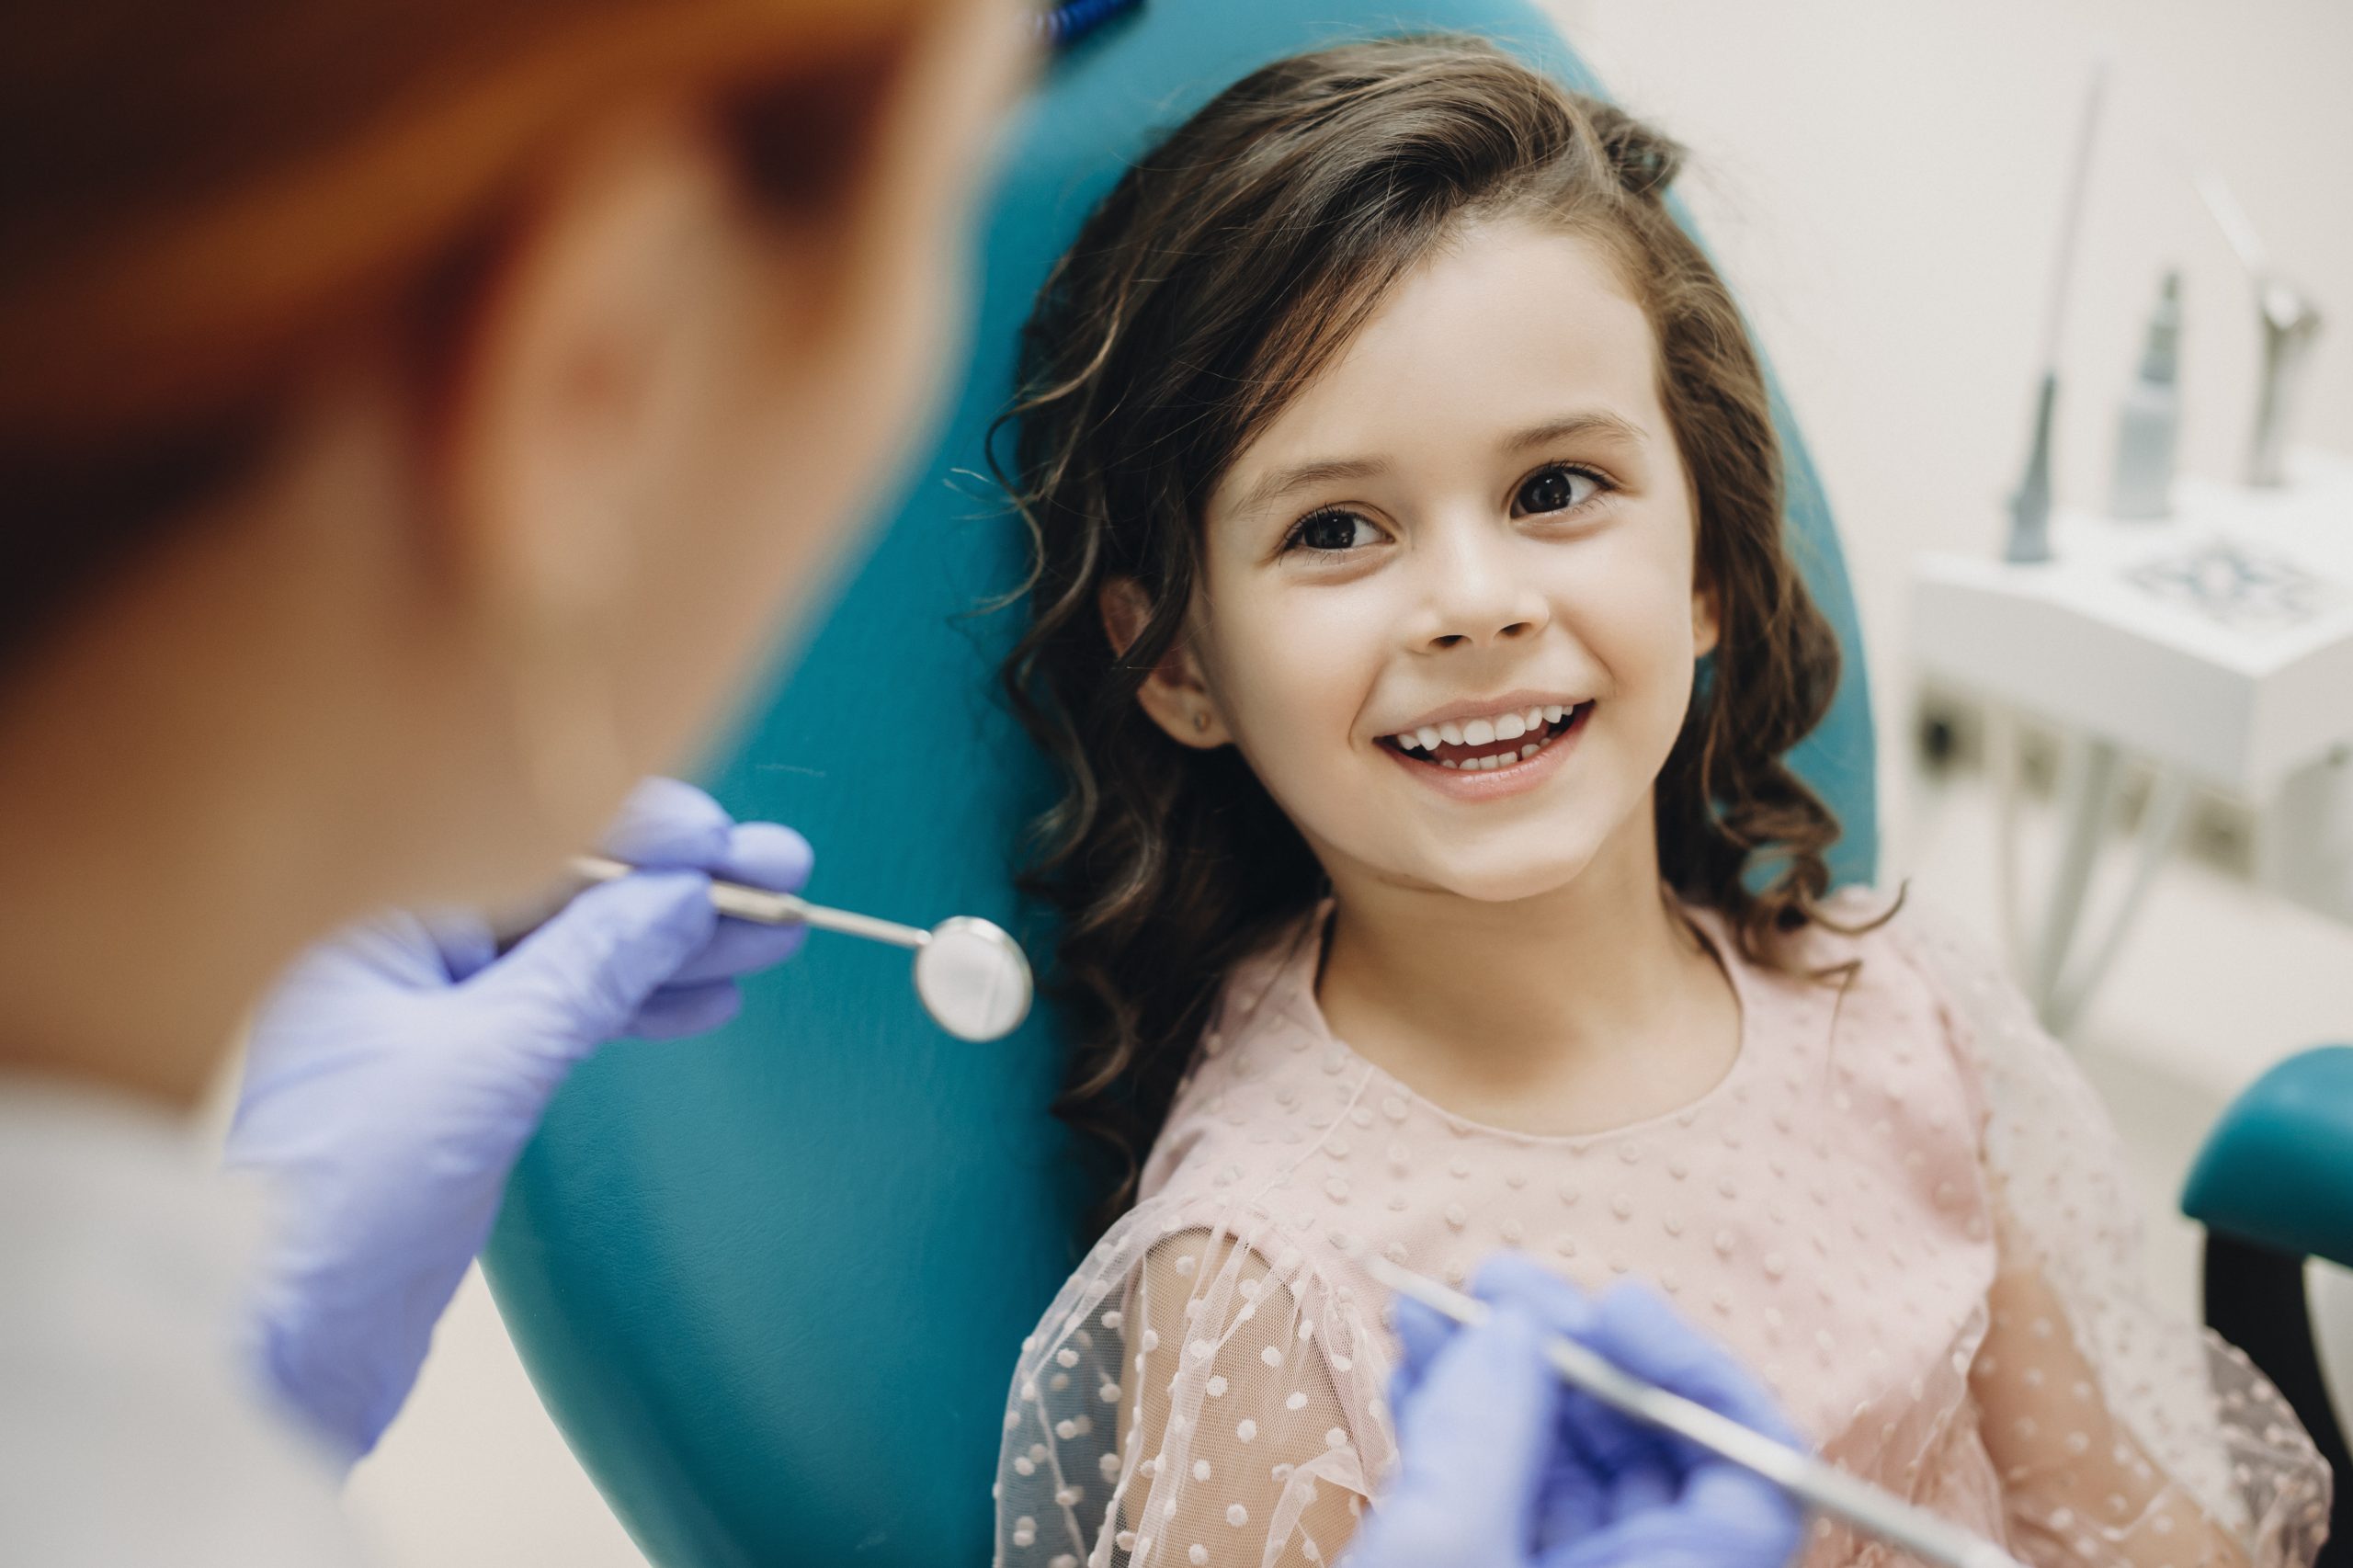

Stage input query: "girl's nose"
[{"left": 1409, "top": 524, "right": 1551, "bottom": 652}]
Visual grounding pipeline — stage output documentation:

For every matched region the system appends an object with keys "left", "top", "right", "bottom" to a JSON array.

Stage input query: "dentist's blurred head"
[{"left": 0, "top": 0, "right": 1027, "bottom": 1096}]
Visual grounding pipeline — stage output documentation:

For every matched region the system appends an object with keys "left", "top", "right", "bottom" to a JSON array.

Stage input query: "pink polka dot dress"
[{"left": 995, "top": 893, "right": 2327, "bottom": 1568}]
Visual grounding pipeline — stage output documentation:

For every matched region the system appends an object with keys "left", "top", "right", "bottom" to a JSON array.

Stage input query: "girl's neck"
[{"left": 1314, "top": 811, "right": 1738, "bottom": 1131}]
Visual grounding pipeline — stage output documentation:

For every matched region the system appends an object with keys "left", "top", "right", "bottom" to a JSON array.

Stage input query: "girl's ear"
[
  {"left": 1692, "top": 576, "right": 1722, "bottom": 659},
  {"left": 1099, "top": 577, "right": 1232, "bottom": 749}
]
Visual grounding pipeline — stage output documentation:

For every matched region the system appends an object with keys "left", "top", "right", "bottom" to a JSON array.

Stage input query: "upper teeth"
[{"left": 1390, "top": 704, "right": 1571, "bottom": 751}]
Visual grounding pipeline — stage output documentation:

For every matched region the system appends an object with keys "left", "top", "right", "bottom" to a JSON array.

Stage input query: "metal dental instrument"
[
  {"left": 2004, "top": 52, "right": 2109, "bottom": 565},
  {"left": 2192, "top": 167, "right": 2324, "bottom": 489},
  {"left": 1365, "top": 1256, "right": 2029, "bottom": 1568},
  {"left": 568, "top": 856, "right": 1034, "bottom": 1043}
]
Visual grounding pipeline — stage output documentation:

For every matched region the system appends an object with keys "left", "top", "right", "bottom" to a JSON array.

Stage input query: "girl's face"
[{"left": 1140, "top": 218, "right": 1714, "bottom": 904}]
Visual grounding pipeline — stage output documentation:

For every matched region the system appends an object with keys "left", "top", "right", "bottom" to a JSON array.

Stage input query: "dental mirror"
[{"left": 568, "top": 856, "right": 1035, "bottom": 1042}]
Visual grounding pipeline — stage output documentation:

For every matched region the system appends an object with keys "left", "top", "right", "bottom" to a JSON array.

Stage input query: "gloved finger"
[
  {"left": 1383, "top": 1293, "right": 1461, "bottom": 1411},
  {"left": 417, "top": 907, "right": 501, "bottom": 983},
  {"left": 1541, "top": 1464, "right": 1802, "bottom": 1568},
  {"left": 1550, "top": 1385, "right": 1680, "bottom": 1524},
  {"left": 598, "top": 777, "right": 733, "bottom": 868},
  {"left": 254, "top": 911, "right": 447, "bottom": 1007},
  {"left": 1555, "top": 1384, "right": 1673, "bottom": 1471},
  {"left": 1533, "top": 1390, "right": 1616, "bottom": 1549},
  {"left": 714, "top": 820, "right": 814, "bottom": 891},
  {"left": 1584, "top": 1283, "right": 1802, "bottom": 1449},
  {"left": 663, "top": 917, "right": 809, "bottom": 988},
  {"left": 625, "top": 979, "right": 745, "bottom": 1040},
  {"left": 1676, "top": 1465, "right": 1807, "bottom": 1557},
  {"left": 630, "top": 820, "right": 816, "bottom": 987},
  {"left": 1355, "top": 1301, "right": 1558, "bottom": 1563},
  {"left": 482, "top": 871, "right": 717, "bottom": 1050},
  {"left": 1472, "top": 1250, "right": 1600, "bottom": 1339}
]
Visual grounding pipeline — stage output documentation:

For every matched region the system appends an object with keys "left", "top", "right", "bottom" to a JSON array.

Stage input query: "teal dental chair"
[
  {"left": 481, "top": 4, "right": 1879, "bottom": 1563},
  {"left": 2185, "top": 1047, "right": 2353, "bottom": 1568}
]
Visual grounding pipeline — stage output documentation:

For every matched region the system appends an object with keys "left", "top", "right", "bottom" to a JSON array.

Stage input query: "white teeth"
[
  {"left": 1440, "top": 758, "right": 1460, "bottom": 769},
  {"left": 1409, "top": 705, "right": 1575, "bottom": 764}
]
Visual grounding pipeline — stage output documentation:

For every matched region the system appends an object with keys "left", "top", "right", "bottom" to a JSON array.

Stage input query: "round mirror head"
[{"left": 912, "top": 916, "right": 1033, "bottom": 1042}]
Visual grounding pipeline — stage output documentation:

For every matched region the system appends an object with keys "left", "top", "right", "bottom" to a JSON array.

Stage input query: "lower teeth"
[{"left": 1440, "top": 741, "right": 1544, "bottom": 771}]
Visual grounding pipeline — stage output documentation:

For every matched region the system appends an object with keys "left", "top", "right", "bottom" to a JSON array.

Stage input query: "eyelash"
[
  {"left": 1277, "top": 462, "right": 1615, "bottom": 554},
  {"left": 1514, "top": 461, "right": 1615, "bottom": 518},
  {"left": 1281, "top": 506, "right": 1381, "bottom": 555}
]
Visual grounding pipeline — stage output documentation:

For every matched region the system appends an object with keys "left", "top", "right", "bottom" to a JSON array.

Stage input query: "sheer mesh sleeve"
[
  {"left": 1896, "top": 905, "right": 2330, "bottom": 1568},
  {"left": 995, "top": 1200, "right": 1392, "bottom": 1568}
]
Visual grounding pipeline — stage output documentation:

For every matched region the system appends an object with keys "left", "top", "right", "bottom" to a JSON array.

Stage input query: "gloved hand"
[
  {"left": 226, "top": 777, "right": 813, "bottom": 1463},
  {"left": 1348, "top": 1252, "right": 1806, "bottom": 1568}
]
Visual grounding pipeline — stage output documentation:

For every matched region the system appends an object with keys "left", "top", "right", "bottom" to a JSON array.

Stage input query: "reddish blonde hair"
[{"left": 0, "top": 0, "right": 928, "bottom": 659}]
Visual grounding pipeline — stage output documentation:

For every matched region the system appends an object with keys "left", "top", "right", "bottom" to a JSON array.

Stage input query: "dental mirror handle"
[{"left": 568, "top": 855, "right": 931, "bottom": 950}]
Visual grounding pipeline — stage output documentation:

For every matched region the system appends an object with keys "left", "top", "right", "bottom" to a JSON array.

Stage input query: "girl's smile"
[{"left": 1376, "top": 696, "right": 1595, "bottom": 798}]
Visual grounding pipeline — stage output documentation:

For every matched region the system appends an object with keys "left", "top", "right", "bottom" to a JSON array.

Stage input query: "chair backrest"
[{"left": 483, "top": 5, "right": 1879, "bottom": 1563}]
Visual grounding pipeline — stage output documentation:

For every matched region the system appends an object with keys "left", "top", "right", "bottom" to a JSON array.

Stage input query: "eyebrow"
[
  {"left": 1231, "top": 411, "right": 1648, "bottom": 518},
  {"left": 1501, "top": 411, "right": 1649, "bottom": 454},
  {"left": 1232, "top": 457, "right": 1391, "bottom": 519}
]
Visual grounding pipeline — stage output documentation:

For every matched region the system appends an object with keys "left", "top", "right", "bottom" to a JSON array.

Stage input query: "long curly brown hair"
[{"left": 995, "top": 36, "right": 1852, "bottom": 1220}]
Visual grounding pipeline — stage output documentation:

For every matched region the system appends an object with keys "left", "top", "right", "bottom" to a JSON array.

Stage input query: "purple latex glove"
[
  {"left": 226, "top": 777, "right": 812, "bottom": 1462},
  {"left": 1348, "top": 1252, "right": 1806, "bottom": 1568}
]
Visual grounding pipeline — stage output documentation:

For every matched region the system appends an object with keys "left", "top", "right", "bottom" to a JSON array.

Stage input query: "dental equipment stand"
[{"left": 1913, "top": 452, "right": 2353, "bottom": 1034}]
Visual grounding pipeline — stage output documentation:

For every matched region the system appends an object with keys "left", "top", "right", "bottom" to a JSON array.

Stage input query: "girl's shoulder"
[
  {"left": 1768, "top": 884, "right": 2068, "bottom": 1128},
  {"left": 1735, "top": 883, "right": 1998, "bottom": 1017},
  {"left": 1700, "top": 884, "right": 2029, "bottom": 1113},
  {"left": 1136, "top": 910, "right": 1334, "bottom": 1191}
]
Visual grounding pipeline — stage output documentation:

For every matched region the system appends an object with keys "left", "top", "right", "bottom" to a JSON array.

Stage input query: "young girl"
[{"left": 989, "top": 37, "right": 2327, "bottom": 1568}]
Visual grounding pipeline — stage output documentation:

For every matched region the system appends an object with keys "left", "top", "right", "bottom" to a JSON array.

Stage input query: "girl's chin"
[{"left": 1369, "top": 845, "right": 1604, "bottom": 906}]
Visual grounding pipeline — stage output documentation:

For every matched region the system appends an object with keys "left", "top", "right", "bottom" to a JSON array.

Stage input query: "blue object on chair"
[
  {"left": 482, "top": 5, "right": 1881, "bottom": 1564},
  {"left": 2186, "top": 1045, "right": 2353, "bottom": 1272}
]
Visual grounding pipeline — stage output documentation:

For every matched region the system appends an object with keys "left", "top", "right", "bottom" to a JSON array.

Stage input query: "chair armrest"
[{"left": 2183, "top": 1044, "right": 2353, "bottom": 1269}]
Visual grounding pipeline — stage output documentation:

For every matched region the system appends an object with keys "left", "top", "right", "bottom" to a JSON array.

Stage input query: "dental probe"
[
  {"left": 1363, "top": 1255, "right": 2029, "bottom": 1568},
  {"left": 567, "top": 856, "right": 1035, "bottom": 1042}
]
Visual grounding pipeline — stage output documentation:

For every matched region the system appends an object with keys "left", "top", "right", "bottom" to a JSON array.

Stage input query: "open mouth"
[{"left": 1377, "top": 700, "right": 1594, "bottom": 772}]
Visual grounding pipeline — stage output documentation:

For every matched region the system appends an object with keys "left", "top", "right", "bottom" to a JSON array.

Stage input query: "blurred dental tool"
[
  {"left": 1365, "top": 1256, "right": 2030, "bottom": 1568},
  {"left": 2005, "top": 53, "right": 2110, "bottom": 564},
  {"left": 2109, "top": 271, "right": 2182, "bottom": 518},
  {"left": 2192, "top": 168, "right": 2324, "bottom": 489},
  {"left": 568, "top": 855, "right": 1033, "bottom": 1042}
]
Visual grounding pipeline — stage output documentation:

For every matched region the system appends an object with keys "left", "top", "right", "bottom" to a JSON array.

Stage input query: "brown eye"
[
  {"left": 1293, "top": 509, "right": 1377, "bottom": 551},
  {"left": 1515, "top": 465, "right": 1601, "bottom": 515}
]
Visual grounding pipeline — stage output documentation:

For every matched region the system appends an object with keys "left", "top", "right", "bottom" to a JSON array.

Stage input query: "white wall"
[{"left": 347, "top": 7, "right": 2353, "bottom": 1563}]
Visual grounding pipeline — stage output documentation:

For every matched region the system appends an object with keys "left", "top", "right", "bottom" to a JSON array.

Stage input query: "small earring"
[{"left": 1192, "top": 710, "right": 1210, "bottom": 733}]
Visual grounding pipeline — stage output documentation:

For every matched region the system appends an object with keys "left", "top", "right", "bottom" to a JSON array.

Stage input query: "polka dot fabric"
[{"left": 993, "top": 894, "right": 2327, "bottom": 1568}]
